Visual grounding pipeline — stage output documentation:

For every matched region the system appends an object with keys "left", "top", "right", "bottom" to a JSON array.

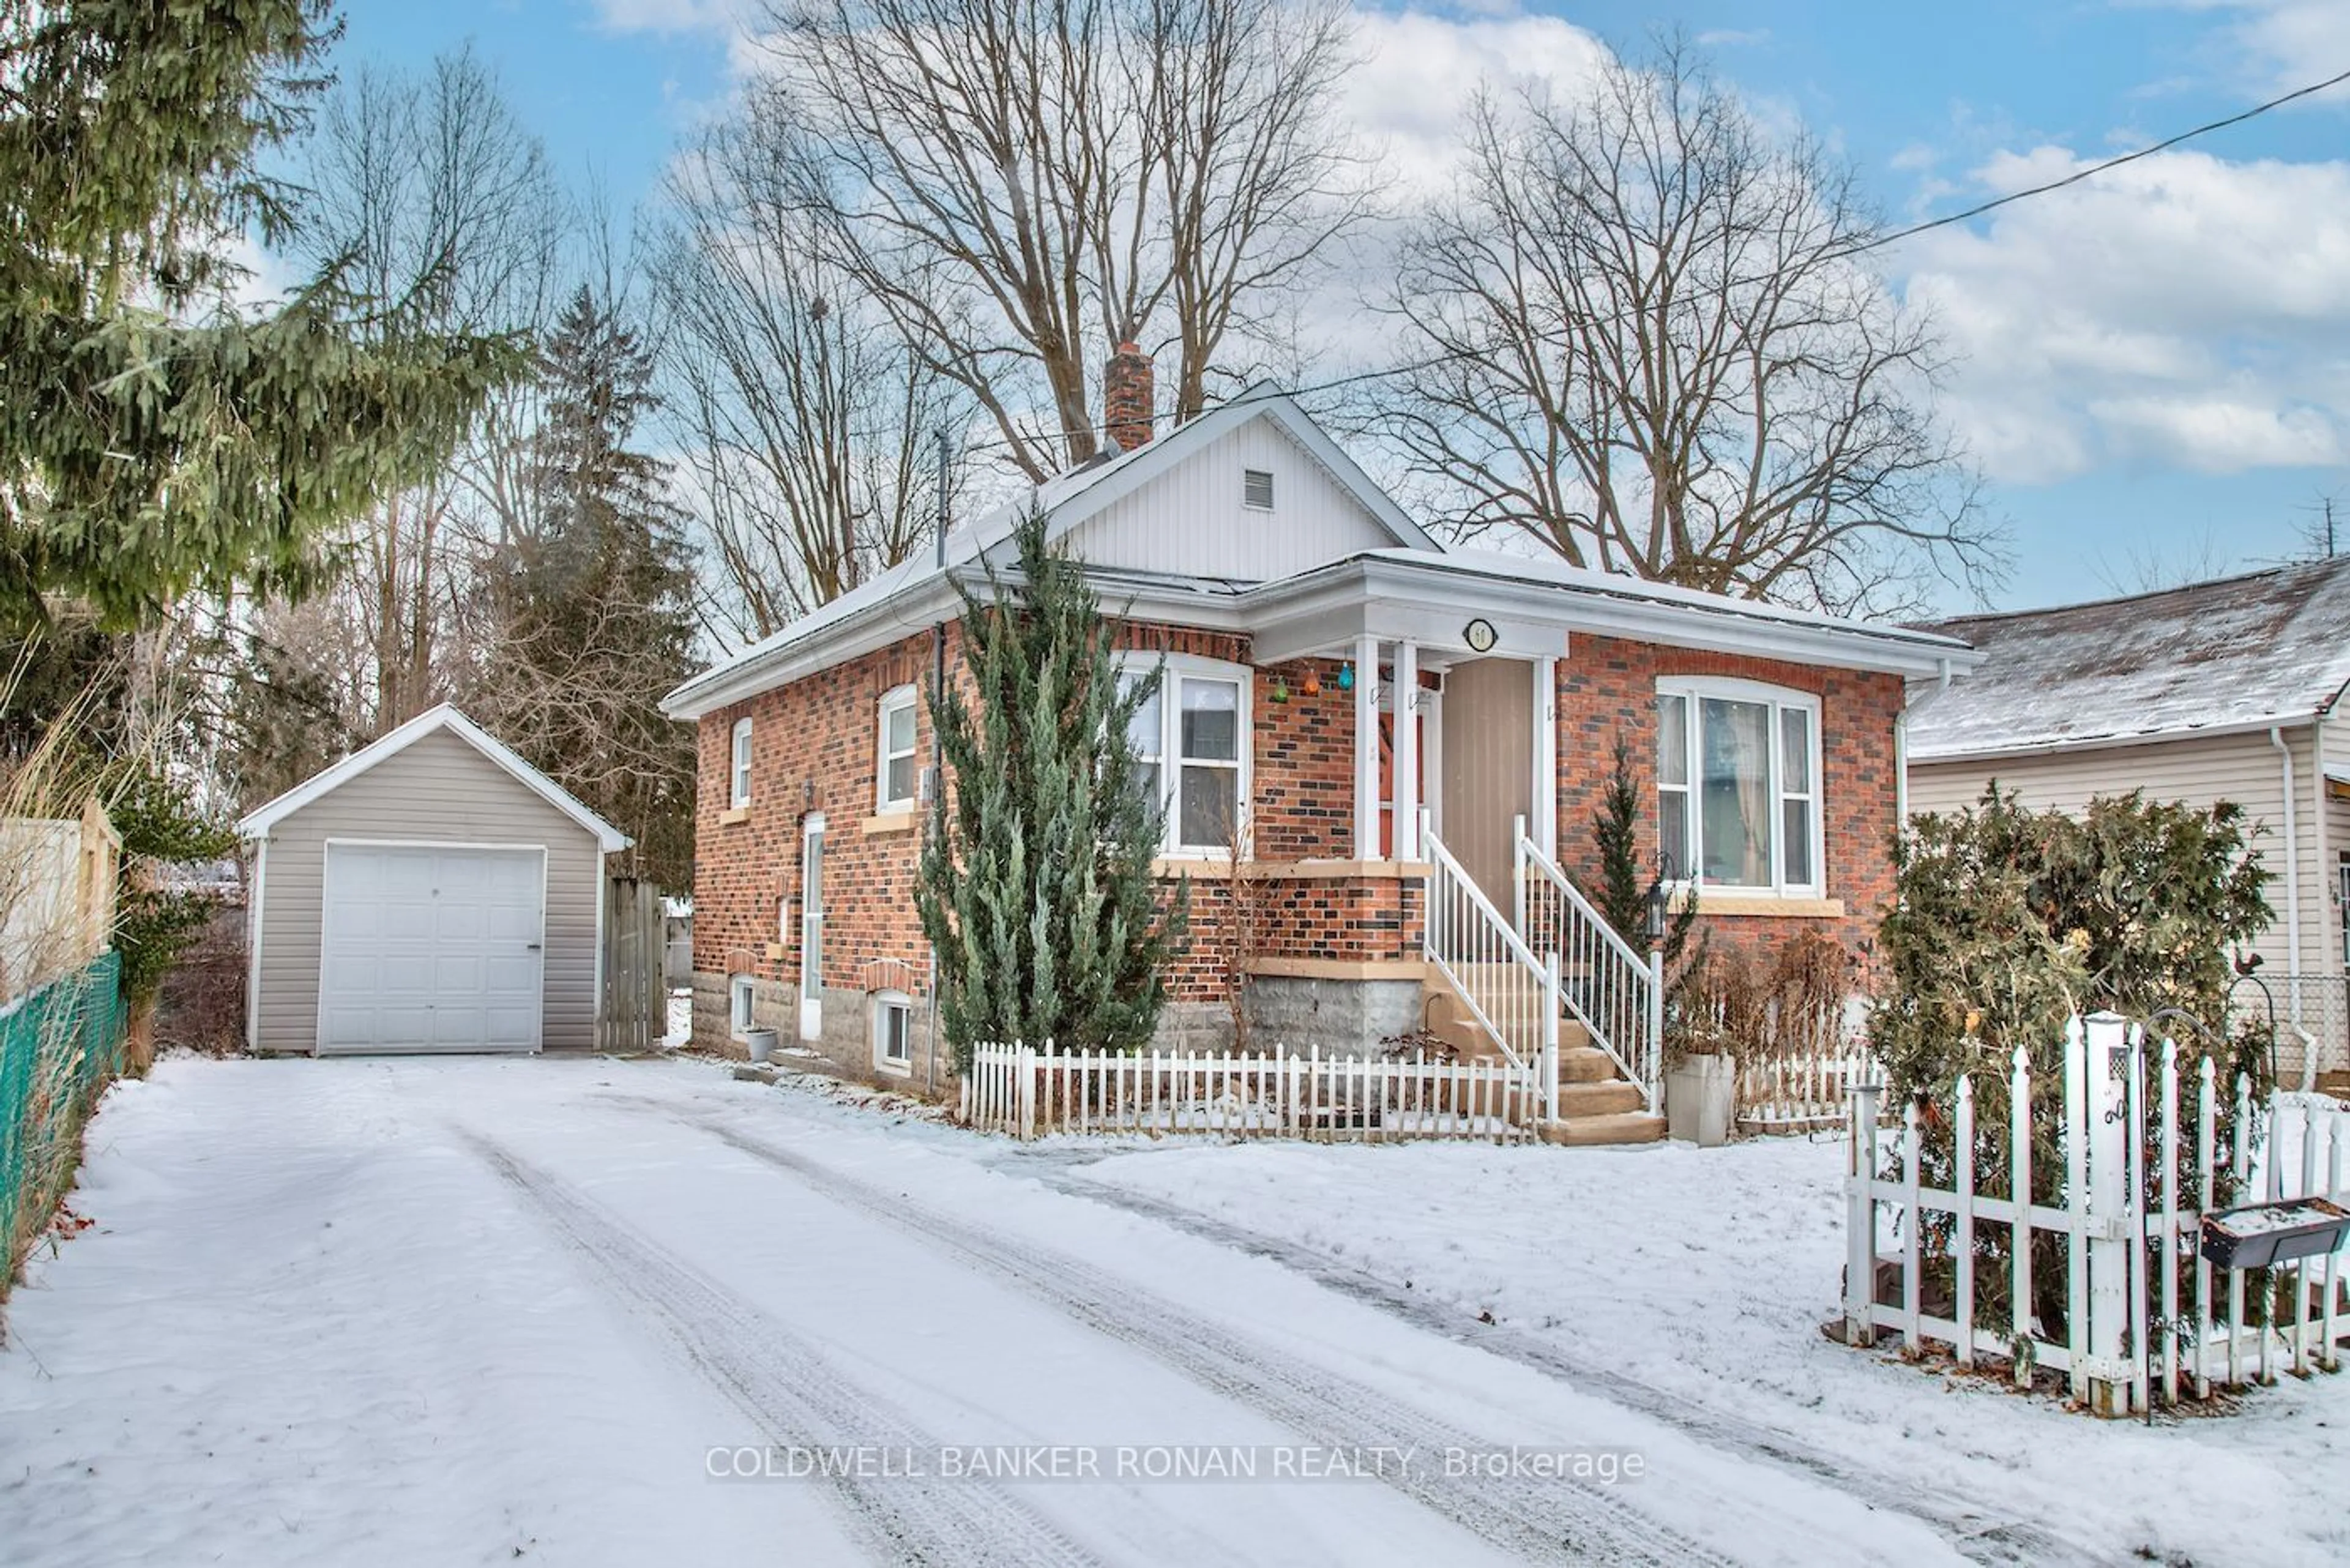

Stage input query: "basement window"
[
  {"left": 872, "top": 990, "right": 912, "bottom": 1075},
  {"left": 1243, "top": 468, "right": 1275, "bottom": 510},
  {"left": 729, "top": 973, "right": 756, "bottom": 1038}
]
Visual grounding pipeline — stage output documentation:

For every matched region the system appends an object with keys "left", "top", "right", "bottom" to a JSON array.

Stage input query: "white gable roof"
[
  {"left": 662, "top": 388, "right": 1436, "bottom": 720},
  {"left": 236, "top": 703, "right": 632, "bottom": 853}
]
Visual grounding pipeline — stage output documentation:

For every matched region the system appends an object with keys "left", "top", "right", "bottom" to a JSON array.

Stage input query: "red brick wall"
[
  {"left": 691, "top": 621, "right": 1900, "bottom": 1027},
  {"left": 692, "top": 633, "right": 942, "bottom": 994},
  {"left": 1550, "top": 634, "right": 1904, "bottom": 961}
]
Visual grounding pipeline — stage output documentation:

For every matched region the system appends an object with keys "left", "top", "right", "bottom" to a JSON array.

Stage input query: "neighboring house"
[
  {"left": 1905, "top": 556, "right": 2350, "bottom": 1085},
  {"left": 662, "top": 351, "right": 1976, "bottom": 1139},
  {"left": 236, "top": 704, "right": 632, "bottom": 1055}
]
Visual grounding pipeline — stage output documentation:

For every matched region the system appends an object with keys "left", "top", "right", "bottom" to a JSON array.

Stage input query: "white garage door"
[{"left": 319, "top": 843, "right": 546, "bottom": 1054}]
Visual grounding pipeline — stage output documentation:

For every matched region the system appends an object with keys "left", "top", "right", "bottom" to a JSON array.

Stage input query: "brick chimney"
[{"left": 1105, "top": 340, "right": 1155, "bottom": 451}]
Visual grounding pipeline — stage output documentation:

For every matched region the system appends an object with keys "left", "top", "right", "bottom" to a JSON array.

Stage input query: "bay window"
[
  {"left": 1655, "top": 679, "right": 1822, "bottom": 895},
  {"left": 1119, "top": 656, "right": 1251, "bottom": 855}
]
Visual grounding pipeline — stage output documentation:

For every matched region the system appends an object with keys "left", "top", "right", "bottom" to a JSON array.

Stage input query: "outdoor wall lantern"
[{"left": 1644, "top": 851, "right": 1673, "bottom": 944}]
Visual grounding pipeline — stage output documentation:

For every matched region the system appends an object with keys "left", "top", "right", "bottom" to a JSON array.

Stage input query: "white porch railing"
[
  {"left": 1512, "top": 816, "right": 1664, "bottom": 1112},
  {"left": 1420, "top": 811, "right": 1558, "bottom": 1122}
]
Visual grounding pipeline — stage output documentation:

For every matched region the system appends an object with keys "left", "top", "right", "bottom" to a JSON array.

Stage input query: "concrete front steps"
[{"left": 1422, "top": 985, "right": 1666, "bottom": 1148}]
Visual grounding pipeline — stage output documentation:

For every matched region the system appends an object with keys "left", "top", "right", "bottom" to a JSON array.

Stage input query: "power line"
[{"left": 1832, "top": 63, "right": 2350, "bottom": 261}]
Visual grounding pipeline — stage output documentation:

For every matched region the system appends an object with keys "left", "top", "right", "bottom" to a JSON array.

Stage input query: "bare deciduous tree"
[
  {"left": 764, "top": 0, "right": 1367, "bottom": 479},
  {"left": 651, "top": 112, "right": 964, "bottom": 644},
  {"left": 1382, "top": 42, "right": 2004, "bottom": 615},
  {"left": 289, "top": 47, "right": 570, "bottom": 733}
]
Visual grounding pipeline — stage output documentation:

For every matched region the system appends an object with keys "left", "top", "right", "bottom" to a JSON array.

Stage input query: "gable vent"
[{"left": 1242, "top": 468, "right": 1275, "bottom": 510}]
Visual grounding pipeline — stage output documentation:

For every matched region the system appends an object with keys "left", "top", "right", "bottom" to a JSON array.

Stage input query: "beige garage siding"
[
  {"left": 252, "top": 728, "right": 605, "bottom": 1053},
  {"left": 1907, "top": 724, "right": 2328, "bottom": 983}
]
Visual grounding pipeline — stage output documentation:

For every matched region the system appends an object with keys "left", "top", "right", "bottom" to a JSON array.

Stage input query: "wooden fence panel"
[{"left": 599, "top": 878, "right": 665, "bottom": 1054}]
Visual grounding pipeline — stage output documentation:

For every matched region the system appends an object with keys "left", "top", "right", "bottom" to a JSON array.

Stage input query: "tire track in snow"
[
  {"left": 460, "top": 1131, "right": 1104, "bottom": 1568},
  {"left": 1024, "top": 1173, "right": 2114, "bottom": 1567},
  {"left": 671, "top": 1107, "right": 1721, "bottom": 1567}
]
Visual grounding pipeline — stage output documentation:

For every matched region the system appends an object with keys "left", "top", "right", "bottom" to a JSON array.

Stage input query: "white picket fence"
[
  {"left": 961, "top": 1042, "right": 1538, "bottom": 1143},
  {"left": 1737, "top": 1048, "right": 1880, "bottom": 1131},
  {"left": 1844, "top": 1013, "right": 2350, "bottom": 1413}
]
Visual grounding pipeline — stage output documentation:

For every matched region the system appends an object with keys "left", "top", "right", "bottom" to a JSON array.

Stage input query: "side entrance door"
[{"left": 799, "top": 813, "right": 826, "bottom": 1040}]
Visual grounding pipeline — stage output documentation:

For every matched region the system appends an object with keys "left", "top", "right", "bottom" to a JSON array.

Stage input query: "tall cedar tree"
[
  {"left": 0, "top": 0, "right": 521, "bottom": 638},
  {"left": 1582, "top": 733, "right": 1700, "bottom": 1055},
  {"left": 1871, "top": 786, "right": 2272, "bottom": 1339},
  {"left": 918, "top": 512, "right": 1185, "bottom": 1067},
  {"left": 474, "top": 287, "right": 698, "bottom": 887}
]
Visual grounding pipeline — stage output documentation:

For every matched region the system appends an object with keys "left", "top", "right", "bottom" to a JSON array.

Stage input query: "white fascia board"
[
  {"left": 236, "top": 704, "right": 633, "bottom": 853},
  {"left": 1908, "top": 713, "right": 2321, "bottom": 767},
  {"left": 1241, "top": 556, "right": 1975, "bottom": 679},
  {"left": 662, "top": 575, "right": 965, "bottom": 720},
  {"left": 661, "top": 570, "right": 1253, "bottom": 722}
]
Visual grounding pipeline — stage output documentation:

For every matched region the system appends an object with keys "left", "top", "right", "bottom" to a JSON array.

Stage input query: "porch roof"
[{"left": 1233, "top": 549, "right": 1982, "bottom": 679}]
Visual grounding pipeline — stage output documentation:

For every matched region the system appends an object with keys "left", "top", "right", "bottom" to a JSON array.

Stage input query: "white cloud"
[
  {"left": 1341, "top": 9, "right": 1610, "bottom": 193},
  {"left": 1899, "top": 144, "right": 2350, "bottom": 482},
  {"left": 1694, "top": 28, "right": 1770, "bottom": 49},
  {"left": 2155, "top": 1, "right": 2350, "bottom": 97}
]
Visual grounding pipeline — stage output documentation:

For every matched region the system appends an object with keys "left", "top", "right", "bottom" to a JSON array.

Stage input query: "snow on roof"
[
  {"left": 236, "top": 704, "right": 632, "bottom": 852},
  {"left": 1906, "top": 554, "right": 2350, "bottom": 761},
  {"left": 1366, "top": 546, "right": 1975, "bottom": 655},
  {"left": 661, "top": 389, "right": 1425, "bottom": 719}
]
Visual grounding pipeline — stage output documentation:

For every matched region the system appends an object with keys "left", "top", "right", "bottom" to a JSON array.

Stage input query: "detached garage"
[{"left": 236, "top": 705, "right": 631, "bottom": 1055}]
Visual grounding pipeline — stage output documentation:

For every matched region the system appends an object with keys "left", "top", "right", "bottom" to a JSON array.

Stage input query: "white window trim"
[
  {"left": 871, "top": 988, "right": 913, "bottom": 1077},
  {"left": 1655, "top": 676, "right": 1824, "bottom": 898},
  {"left": 875, "top": 684, "right": 919, "bottom": 813},
  {"left": 1119, "top": 653, "right": 1253, "bottom": 859},
  {"left": 729, "top": 973, "right": 756, "bottom": 1039},
  {"left": 730, "top": 717, "right": 754, "bottom": 808}
]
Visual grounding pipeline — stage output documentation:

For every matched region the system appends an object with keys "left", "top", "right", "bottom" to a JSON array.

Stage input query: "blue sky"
[{"left": 326, "top": 1, "right": 2350, "bottom": 611}]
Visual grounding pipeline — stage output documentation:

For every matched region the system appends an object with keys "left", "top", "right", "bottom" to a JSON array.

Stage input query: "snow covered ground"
[{"left": 0, "top": 1056, "right": 2340, "bottom": 1566}]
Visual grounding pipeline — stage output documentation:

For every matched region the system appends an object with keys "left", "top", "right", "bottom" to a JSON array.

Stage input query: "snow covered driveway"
[{"left": 0, "top": 1058, "right": 2212, "bottom": 1566}]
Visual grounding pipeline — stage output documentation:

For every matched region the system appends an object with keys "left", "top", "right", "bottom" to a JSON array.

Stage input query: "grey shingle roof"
[{"left": 1906, "top": 554, "right": 2350, "bottom": 760}]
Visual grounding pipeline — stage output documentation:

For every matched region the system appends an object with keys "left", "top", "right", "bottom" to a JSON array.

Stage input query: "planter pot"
[
  {"left": 1666, "top": 1053, "right": 1736, "bottom": 1147},
  {"left": 744, "top": 1028, "right": 778, "bottom": 1064}
]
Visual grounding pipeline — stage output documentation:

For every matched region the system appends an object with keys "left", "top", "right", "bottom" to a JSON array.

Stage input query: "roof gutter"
[
  {"left": 1909, "top": 712, "right": 2324, "bottom": 767},
  {"left": 1258, "top": 555, "right": 1981, "bottom": 679}
]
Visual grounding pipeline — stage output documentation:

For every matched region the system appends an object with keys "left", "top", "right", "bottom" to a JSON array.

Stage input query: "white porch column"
[
  {"left": 1393, "top": 640, "right": 1419, "bottom": 861},
  {"left": 1532, "top": 654, "right": 1559, "bottom": 857},
  {"left": 1353, "top": 633, "right": 1381, "bottom": 860}
]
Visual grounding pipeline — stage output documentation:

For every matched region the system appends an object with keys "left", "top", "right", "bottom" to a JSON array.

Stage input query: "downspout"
[
  {"left": 925, "top": 429, "right": 949, "bottom": 1099},
  {"left": 1893, "top": 709, "right": 1909, "bottom": 838},
  {"left": 2310, "top": 709, "right": 2330, "bottom": 1091},
  {"left": 2270, "top": 725, "right": 2303, "bottom": 1053}
]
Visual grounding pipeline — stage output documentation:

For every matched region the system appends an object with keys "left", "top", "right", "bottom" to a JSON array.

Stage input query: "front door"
[
  {"left": 800, "top": 813, "right": 826, "bottom": 1040},
  {"left": 1435, "top": 658, "right": 1534, "bottom": 909}
]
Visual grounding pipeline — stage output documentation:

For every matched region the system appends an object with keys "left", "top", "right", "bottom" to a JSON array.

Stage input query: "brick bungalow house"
[{"left": 662, "top": 349, "right": 1978, "bottom": 1142}]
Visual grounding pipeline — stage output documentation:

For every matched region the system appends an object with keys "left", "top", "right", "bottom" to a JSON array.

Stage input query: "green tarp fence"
[{"left": 0, "top": 950, "right": 127, "bottom": 1294}]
